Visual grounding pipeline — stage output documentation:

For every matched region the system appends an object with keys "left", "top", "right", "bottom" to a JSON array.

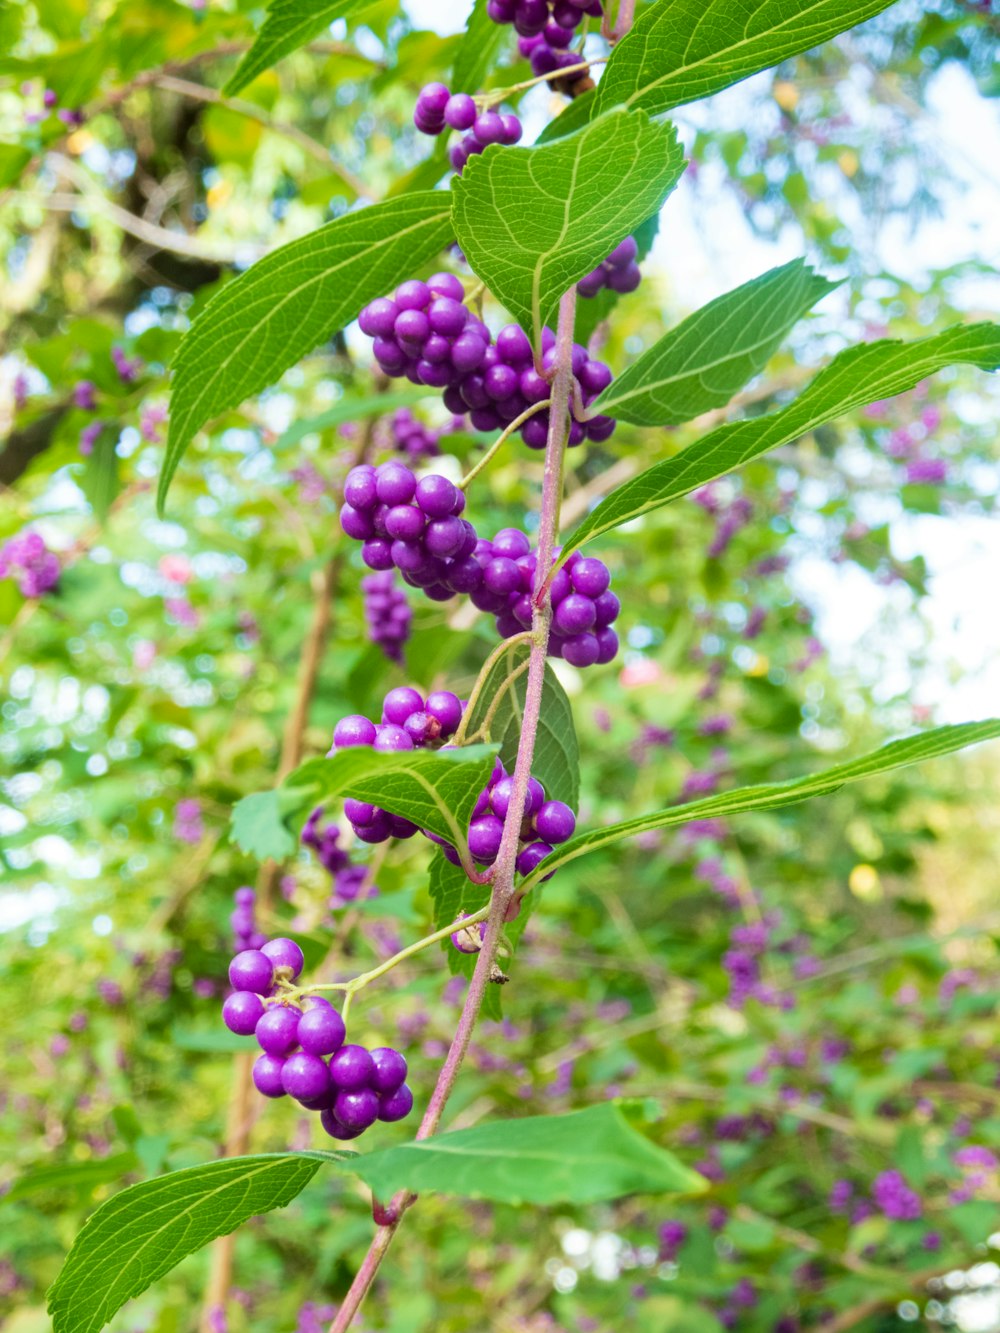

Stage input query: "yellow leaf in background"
[
  {"left": 849, "top": 863, "right": 882, "bottom": 901},
  {"left": 774, "top": 80, "right": 799, "bottom": 111},
  {"left": 838, "top": 149, "right": 860, "bottom": 178},
  {"left": 66, "top": 129, "right": 93, "bottom": 154},
  {"left": 203, "top": 106, "right": 262, "bottom": 169},
  {"left": 206, "top": 179, "right": 233, "bottom": 210}
]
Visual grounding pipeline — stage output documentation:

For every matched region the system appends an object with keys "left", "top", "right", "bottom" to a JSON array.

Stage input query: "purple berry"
[
  {"left": 570, "top": 557, "right": 611, "bottom": 597},
  {"left": 425, "top": 690, "right": 463, "bottom": 737},
  {"left": 593, "top": 590, "right": 621, "bottom": 626},
  {"left": 255, "top": 1004, "right": 301, "bottom": 1055},
  {"left": 469, "top": 814, "right": 504, "bottom": 862},
  {"left": 330, "top": 1044, "right": 376, "bottom": 1091},
  {"left": 607, "top": 262, "right": 642, "bottom": 293},
  {"left": 223, "top": 991, "right": 265, "bottom": 1036},
  {"left": 500, "top": 114, "right": 523, "bottom": 144},
  {"left": 378, "top": 1083, "right": 415, "bottom": 1122},
  {"left": 358, "top": 299, "right": 399, "bottom": 338},
  {"left": 261, "top": 937, "right": 304, "bottom": 979},
  {"left": 607, "top": 235, "right": 638, "bottom": 268},
  {"left": 427, "top": 297, "right": 468, "bottom": 337},
  {"left": 534, "top": 799, "right": 576, "bottom": 843},
  {"left": 586, "top": 415, "right": 617, "bottom": 442},
  {"left": 415, "top": 474, "right": 459, "bottom": 519},
  {"left": 473, "top": 111, "right": 505, "bottom": 145},
  {"left": 335, "top": 1088, "right": 380, "bottom": 1131},
  {"left": 253, "top": 1053, "right": 287, "bottom": 1098},
  {"left": 228, "top": 949, "right": 274, "bottom": 995},
  {"left": 483, "top": 557, "right": 521, "bottom": 595},
  {"left": 297, "top": 1004, "right": 347, "bottom": 1055},
  {"left": 444, "top": 93, "right": 477, "bottom": 130},
  {"left": 427, "top": 272, "right": 465, "bottom": 301},
  {"left": 282, "top": 1052, "right": 332, "bottom": 1101},
  {"left": 596, "top": 627, "right": 619, "bottom": 664},
  {"left": 320, "top": 1107, "right": 363, "bottom": 1140},
  {"left": 374, "top": 724, "right": 414, "bottom": 752},
  {"left": 370, "top": 1047, "right": 408, "bottom": 1094},
  {"left": 578, "top": 359, "right": 613, "bottom": 396},
  {"left": 516, "top": 841, "right": 553, "bottom": 876},
  {"left": 562, "top": 632, "right": 600, "bottom": 668},
  {"left": 334, "top": 714, "right": 378, "bottom": 748},
  {"left": 417, "top": 82, "right": 450, "bottom": 117},
  {"left": 554, "top": 593, "right": 597, "bottom": 635},
  {"left": 383, "top": 686, "right": 424, "bottom": 725},
  {"left": 340, "top": 504, "right": 376, "bottom": 540},
  {"left": 394, "top": 308, "right": 430, "bottom": 346}
]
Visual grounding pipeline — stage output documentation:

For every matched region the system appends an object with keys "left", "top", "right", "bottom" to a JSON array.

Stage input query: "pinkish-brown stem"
[{"left": 327, "top": 287, "right": 578, "bottom": 1333}]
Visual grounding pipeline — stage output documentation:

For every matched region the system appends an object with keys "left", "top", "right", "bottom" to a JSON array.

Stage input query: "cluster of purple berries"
[
  {"left": 332, "top": 686, "right": 464, "bottom": 844},
  {"left": 413, "top": 82, "right": 522, "bottom": 175},
  {"left": 576, "top": 235, "right": 642, "bottom": 298},
  {"left": 223, "top": 936, "right": 413, "bottom": 1140},
  {"left": 341, "top": 460, "right": 478, "bottom": 601},
  {"left": 437, "top": 753, "right": 576, "bottom": 875},
  {"left": 231, "top": 886, "right": 266, "bottom": 953},
  {"left": 301, "top": 807, "right": 371, "bottom": 905},
  {"left": 473, "top": 528, "right": 620, "bottom": 668},
  {"left": 515, "top": 20, "right": 598, "bottom": 90},
  {"left": 390, "top": 407, "right": 442, "bottom": 459},
  {"left": 0, "top": 530, "right": 60, "bottom": 598},
  {"left": 357, "top": 280, "right": 616, "bottom": 448},
  {"left": 361, "top": 569, "right": 411, "bottom": 663}
]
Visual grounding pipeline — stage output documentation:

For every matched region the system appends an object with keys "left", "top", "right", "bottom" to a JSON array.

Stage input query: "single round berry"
[
  {"left": 281, "top": 1051, "right": 332, "bottom": 1102},
  {"left": 223, "top": 991, "right": 265, "bottom": 1036},
  {"left": 562, "top": 632, "right": 600, "bottom": 668},
  {"left": 375, "top": 462, "right": 417, "bottom": 507},
  {"left": 340, "top": 504, "right": 376, "bottom": 540},
  {"left": 415, "top": 474, "right": 459, "bottom": 519},
  {"left": 496, "top": 324, "right": 532, "bottom": 365},
  {"left": 444, "top": 92, "right": 477, "bottom": 130},
  {"left": 473, "top": 111, "right": 505, "bottom": 145},
  {"left": 370, "top": 1047, "right": 408, "bottom": 1094},
  {"left": 329, "top": 1044, "right": 376, "bottom": 1091},
  {"left": 385, "top": 504, "right": 425, "bottom": 541},
  {"left": 469, "top": 814, "right": 504, "bottom": 862},
  {"left": 374, "top": 724, "right": 414, "bottom": 752},
  {"left": 378, "top": 1083, "right": 415, "bottom": 1122},
  {"left": 358, "top": 299, "right": 398, "bottom": 339},
  {"left": 516, "top": 841, "right": 553, "bottom": 876},
  {"left": 596, "top": 627, "right": 619, "bottom": 664},
  {"left": 607, "top": 235, "right": 638, "bottom": 268},
  {"left": 534, "top": 799, "right": 576, "bottom": 843},
  {"left": 297, "top": 1004, "right": 347, "bottom": 1055},
  {"left": 383, "top": 686, "right": 424, "bottom": 725},
  {"left": 335, "top": 1087, "right": 380, "bottom": 1132},
  {"left": 255, "top": 1004, "right": 301, "bottom": 1056},
  {"left": 261, "top": 937, "right": 304, "bottom": 979},
  {"left": 228, "top": 949, "right": 274, "bottom": 995},
  {"left": 395, "top": 279, "right": 431, "bottom": 310},
  {"left": 427, "top": 272, "right": 465, "bottom": 301},
  {"left": 570, "top": 557, "right": 611, "bottom": 598},
  {"left": 499, "top": 113, "right": 523, "bottom": 145},
  {"left": 425, "top": 690, "right": 463, "bottom": 737},
  {"left": 484, "top": 557, "right": 521, "bottom": 596},
  {"left": 252, "top": 1053, "right": 287, "bottom": 1098},
  {"left": 320, "top": 1107, "right": 363, "bottom": 1140},
  {"left": 554, "top": 593, "right": 597, "bottom": 636}
]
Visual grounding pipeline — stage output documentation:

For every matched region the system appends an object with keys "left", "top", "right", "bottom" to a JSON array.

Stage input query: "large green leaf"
[
  {"left": 451, "top": 0, "right": 510, "bottom": 94},
  {"left": 464, "top": 643, "right": 579, "bottom": 809},
  {"left": 224, "top": 0, "right": 384, "bottom": 95},
  {"left": 285, "top": 743, "right": 499, "bottom": 850},
  {"left": 561, "top": 322, "right": 1000, "bottom": 559},
  {"left": 349, "top": 1104, "right": 705, "bottom": 1203},
  {"left": 593, "top": 259, "right": 836, "bottom": 426},
  {"left": 452, "top": 109, "right": 685, "bottom": 345},
  {"left": 519, "top": 720, "right": 1000, "bottom": 892},
  {"left": 48, "top": 1154, "right": 334, "bottom": 1333},
  {"left": 595, "top": 0, "right": 902, "bottom": 118},
  {"left": 161, "top": 192, "right": 453, "bottom": 513}
]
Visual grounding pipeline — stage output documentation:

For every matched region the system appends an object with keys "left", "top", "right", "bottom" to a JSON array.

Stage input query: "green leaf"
[
  {"left": 48, "top": 1154, "right": 330, "bottom": 1333},
  {"left": 77, "top": 429, "right": 120, "bottom": 522},
  {"left": 224, "top": 0, "right": 384, "bottom": 95},
  {"left": 519, "top": 719, "right": 1000, "bottom": 891},
  {"left": 464, "top": 643, "right": 579, "bottom": 809},
  {"left": 230, "top": 789, "right": 298, "bottom": 861},
  {"left": 429, "top": 848, "right": 482, "bottom": 935},
  {"left": 594, "top": 259, "right": 837, "bottom": 426},
  {"left": 562, "top": 322, "right": 1000, "bottom": 559},
  {"left": 0, "top": 141, "right": 32, "bottom": 189},
  {"left": 161, "top": 192, "right": 453, "bottom": 513},
  {"left": 2, "top": 1153, "right": 139, "bottom": 1206},
  {"left": 274, "top": 388, "right": 435, "bottom": 449},
  {"left": 286, "top": 743, "right": 499, "bottom": 851},
  {"left": 452, "top": 109, "right": 685, "bottom": 345},
  {"left": 595, "top": 0, "right": 901, "bottom": 119},
  {"left": 451, "top": 0, "right": 510, "bottom": 94},
  {"left": 349, "top": 1104, "right": 705, "bottom": 1204}
]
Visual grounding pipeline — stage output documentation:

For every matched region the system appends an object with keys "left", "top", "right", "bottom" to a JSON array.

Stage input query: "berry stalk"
[{"left": 326, "top": 287, "right": 578, "bottom": 1333}]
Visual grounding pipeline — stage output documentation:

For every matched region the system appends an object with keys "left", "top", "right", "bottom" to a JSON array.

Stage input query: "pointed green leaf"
[
  {"left": 224, "top": 0, "right": 383, "bottom": 95},
  {"left": 595, "top": 0, "right": 902, "bottom": 119},
  {"left": 230, "top": 789, "right": 299, "bottom": 861},
  {"left": 519, "top": 720, "right": 1000, "bottom": 893},
  {"left": 78, "top": 428, "right": 121, "bottom": 521},
  {"left": 452, "top": 109, "right": 685, "bottom": 345},
  {"left": 464, "top": 643, "right": 579, "bottom": 809},
  {"left": 562, "top": 322, "right": 1000, "bottom": 560},
  {"left": 48, "top": 1154, "right": 334, "bottom": 1333},
  {"left": 161, "top": 192, "right": 453, "bottom": 513},
  {"left": 2, "top": 1153, "right": 139, "bottom": 1206},
  {"left": 349, "top": 1104, "right": 705, "bottom": 1204},
  {"left": 286, "top": 743, "right": 499, "bottom": 851},
  {"left": 594, "top": 259, "right": 837, "bottom": 426}
]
